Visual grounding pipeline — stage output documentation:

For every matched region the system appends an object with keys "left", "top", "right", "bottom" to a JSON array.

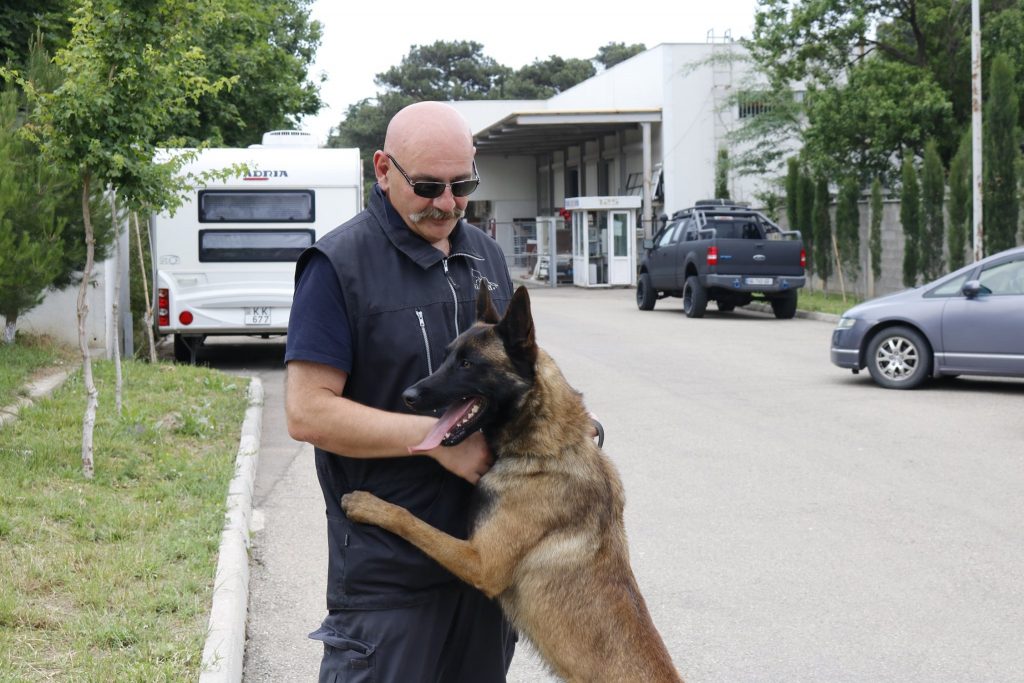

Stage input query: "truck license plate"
[
  {"left": 745, "top": 277, "right": 773, "bottom": 286},
  {"left": 244, "top": 306, "right": 272, "bottom": 325}
]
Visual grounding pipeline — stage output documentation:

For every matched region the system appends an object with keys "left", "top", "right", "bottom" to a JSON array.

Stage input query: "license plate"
[
  {"left": 244, "top": 306, "right": 272, "bottom": 326},
  {"left": 745, "top": 277, "right": 773, "bottom": 286}
]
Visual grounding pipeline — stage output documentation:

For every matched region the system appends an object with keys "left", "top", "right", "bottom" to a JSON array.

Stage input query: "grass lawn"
[
  {"left": 0, "top": 335, "right": 78, "bottom": 408},
  {"left": 0, "top": 352, "right": 249, "bottom": 681},
  {"left": 796, "top": 289, "right": 863, "bottom": 316}
]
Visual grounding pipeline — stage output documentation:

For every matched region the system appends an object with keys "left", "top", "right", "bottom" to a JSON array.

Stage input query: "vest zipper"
[
  {"left": 442, "top": 258, "right": 460, "bottom": 335},
  {"left": 415, "top": 309, "right": 433, "bottom": 375}
]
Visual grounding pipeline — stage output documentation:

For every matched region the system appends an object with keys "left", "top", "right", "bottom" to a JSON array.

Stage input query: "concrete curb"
[
  {"left": 0, "top": 366, "right": 74, "bottom": 429},
  {"left": 200, "top": 377, "right": 264, "bottom": 683}
]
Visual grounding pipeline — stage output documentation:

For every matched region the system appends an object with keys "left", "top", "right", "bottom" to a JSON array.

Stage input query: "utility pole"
[{"left": 971, "top": 0, "right": 984, "bottom": 261}]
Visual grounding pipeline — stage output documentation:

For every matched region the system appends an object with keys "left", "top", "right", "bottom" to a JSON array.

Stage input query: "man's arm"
[{"left": 285, "top": 360, "right": 493, "bottom": 484}]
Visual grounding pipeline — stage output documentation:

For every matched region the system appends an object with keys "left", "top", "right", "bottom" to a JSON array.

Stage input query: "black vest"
[{"left": 295, "top": 185, "right": 513, "bottom": 608}]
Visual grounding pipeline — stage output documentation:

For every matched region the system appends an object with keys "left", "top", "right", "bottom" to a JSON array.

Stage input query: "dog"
[{"left": 341, "top": 283, "right": 683, "bottom": 682}]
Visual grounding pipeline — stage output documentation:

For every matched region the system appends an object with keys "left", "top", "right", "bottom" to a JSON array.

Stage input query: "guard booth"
[{"left": 565, "top": 196, "right": 642, "bottom": 287}]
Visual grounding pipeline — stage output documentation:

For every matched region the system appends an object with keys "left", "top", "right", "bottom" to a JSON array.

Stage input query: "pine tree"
[
  {"left": 947, "top": 132, "right": 971, "bottom": 270},
  {"left": 798, "top": 171, "right": 815, "bottom": 276},
  {"left": 920, "top": 139, "right": 945, "bottom": 280},
  {"left": 785, "top": 156, "right": 799, "bottom": 230},
  {"left": 835, "top": 176, "right": 861, "bottom": 283},
  {"left": 715, "top": 148, "right": 730, "bottom": 199},
  {"left": 900, "top": 156, "right": 921, "bottom": 287},
  {"left": 870, "top": 178, "right": 884, "bottom": 283},
  {"left": 813, "top": 176, "right": 833, "bottom": 287},
  {"left": 982, "top": 53, "right": 1019, "bottom": 255}
]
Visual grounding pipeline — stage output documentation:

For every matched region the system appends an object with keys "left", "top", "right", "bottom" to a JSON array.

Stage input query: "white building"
[{"left": 451, "top": 40, "right": 789, "bottom": 270}]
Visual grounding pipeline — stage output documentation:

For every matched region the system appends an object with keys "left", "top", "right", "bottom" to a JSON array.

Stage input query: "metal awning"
[{"left": 473, "top": 109, "right": 662, "bottom": 156}]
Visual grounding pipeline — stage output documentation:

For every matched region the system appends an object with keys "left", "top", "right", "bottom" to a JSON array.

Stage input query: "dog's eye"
[{"left": 460, "top": 359, "right": 472, "bottom": 369}]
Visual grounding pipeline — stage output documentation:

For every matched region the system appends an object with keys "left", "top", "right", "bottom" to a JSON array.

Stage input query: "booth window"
[{"left": 198, "top": 190, "right": 315, "bottom": 223}]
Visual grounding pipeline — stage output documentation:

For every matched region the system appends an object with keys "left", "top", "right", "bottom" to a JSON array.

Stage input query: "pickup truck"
[{"left": 637, "top": 200, "right": 806, "bottom": 318}]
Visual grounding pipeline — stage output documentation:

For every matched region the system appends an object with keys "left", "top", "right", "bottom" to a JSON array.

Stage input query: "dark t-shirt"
[{"left": 284, "top": 250, "right": 352, "bottom": 373}]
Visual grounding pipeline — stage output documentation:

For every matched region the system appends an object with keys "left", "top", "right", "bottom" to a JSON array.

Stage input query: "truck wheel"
[
  {"left": 682, "top": 276, "right": 707, "bottom": 318},
  {"left": 637, "top": 273, "right": 656, "bottom": 310},
  {"left": 866, "top": 326, "right": 931, "bottom": 389},
  {"left": 771, "top": 291, "right": 798, "bottom": 319}
]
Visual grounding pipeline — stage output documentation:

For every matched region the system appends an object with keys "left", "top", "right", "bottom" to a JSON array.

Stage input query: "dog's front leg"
[{"left": 341, "top": 491, "right": 504, "bottom": 597}]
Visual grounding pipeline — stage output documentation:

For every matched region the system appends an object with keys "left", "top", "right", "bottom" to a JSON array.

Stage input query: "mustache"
[{"left": 408, "top": 206, "right": 465, "bottom": 223}]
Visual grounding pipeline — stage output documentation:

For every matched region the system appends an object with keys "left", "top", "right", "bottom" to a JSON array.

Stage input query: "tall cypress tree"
[
  {"left": 920, "top": 139, "right": 945, "bottom": 280},
  {"left": 983, "top": 53, "right": 1019, "bottom": 255},
  {"left": 785, "top": 156, "right": 799, "bottom": 231},
  {"left": 900, "top": 156, "right": 921, "bottom": 287},
  {"left": 947, "top": 131, "right": 971, "bottom": 270},
  {"left": 870, "top": 178, "right": 884, "bottom": 283},
  {"left": 714, "top": 147, "right": 730, "bottom": 199},
  {"left": 798, "top": 171, "right": 815, "bottom": 276},
  {"left": 835, "top": 176, "right": 861, "bottom": 283},
  {"left": 813, "top": 176, "right": 833, "bottom": 287}
]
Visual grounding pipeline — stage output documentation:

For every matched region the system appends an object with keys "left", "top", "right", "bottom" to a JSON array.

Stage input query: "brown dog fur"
[{"left": 341, "top": 284, "right": 683, "bottom": 682}]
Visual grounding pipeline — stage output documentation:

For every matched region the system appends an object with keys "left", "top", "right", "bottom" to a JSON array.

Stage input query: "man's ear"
[
  {"left": 476, "top": 280, "right": 501, "bottom": 324},
  {"left": 495, "top": 286, "right": 537, "bottom": 375}
]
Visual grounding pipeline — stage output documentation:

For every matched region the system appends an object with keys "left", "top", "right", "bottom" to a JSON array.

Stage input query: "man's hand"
[{"left": 429, "top": 431, "right": 494, "bottom": 484}]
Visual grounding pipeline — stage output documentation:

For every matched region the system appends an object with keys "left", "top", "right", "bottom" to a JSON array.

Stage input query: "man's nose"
[{"left": 432, "top": 186, "right": 457, "bottom": 211}]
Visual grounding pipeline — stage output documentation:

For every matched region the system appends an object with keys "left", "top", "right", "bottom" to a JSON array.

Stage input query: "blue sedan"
[{"left": 831, "top": 246, "right": 1024, "bottom": 389}]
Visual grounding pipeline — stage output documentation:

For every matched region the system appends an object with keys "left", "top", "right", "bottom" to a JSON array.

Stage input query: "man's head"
[{"left": 374, "top": 102, "right": 478, "bottom": 249}]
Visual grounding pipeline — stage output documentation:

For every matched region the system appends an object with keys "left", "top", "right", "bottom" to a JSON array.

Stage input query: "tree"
[
  {"left": 919, "top": 139, "right": 945, "bottom": 280},
  {"left": 714, "top": 148, "right": 730, "bottom": 199},
  {"left": 595, "top": 42, "right": 646, "bottom": 69},
  {"left": 803, "top": 59, "right": 952, "bottom": 185},
  {"left": 0, "top": 0, "right": 71, "bottom": 68},
  {"left": 0, "top": 91, "right": 66, "bottom": 344},
  {"left": 15, "top": 0, "right": 232, "bottom": 478},
  {"left": 869, "top": 177, "right": 884, "bottom": 283},
  {"left": 785, "top": 156, "right": 800, "bottom": 229},
  {"left": 835, "top": 176, "right": 860, "bottom": 283},
  {"left": 376, "top": 40, "right": 509, "bottom": 101},
  {"left": 797, "top": 170, "right": 815, "bottom": 275},
  {"left": 983, "top": 53, "right": 1019, "bottom": 256},
  {"left": 947, "top": 131, "right": 971, "bottom": 270},
  {"left": 900, "top": 156, "right": 921, "bottom": 287},
  {"left": 501, "top": 56, "right": 595, "bottom": 99},
  {"left": 812, "top": 176, "right": 832, "bottom": 287},
  {"left": 744, "top": 1, "right": 1024, "bottom": 183},
  {"left": 0, "top": 35, "right": 114, "bottom": 344},
  {"left": 173, "top": 0, "right": 324, "bottom": 147}
]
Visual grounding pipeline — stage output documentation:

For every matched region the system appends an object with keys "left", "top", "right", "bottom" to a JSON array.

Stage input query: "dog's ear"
[
  {"left": 476, "top": 280, "right": 501, "bottom": 324},
  {"left": 495, "top": 286, "right": 537, "bottom": 375}
]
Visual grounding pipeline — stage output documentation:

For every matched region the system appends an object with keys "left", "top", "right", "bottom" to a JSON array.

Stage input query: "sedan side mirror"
[{"left": 962, "top": 279, "right": 990, "bottom": 299}]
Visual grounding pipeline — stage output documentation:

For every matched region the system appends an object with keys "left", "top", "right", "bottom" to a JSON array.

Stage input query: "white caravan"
[{"left": 152, "top": 131, "right": 362, "bottom": 362}]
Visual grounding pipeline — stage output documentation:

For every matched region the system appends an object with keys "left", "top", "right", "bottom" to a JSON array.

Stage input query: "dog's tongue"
[{"left": 408, "top": 398, "right": 476, "bottom": 454}]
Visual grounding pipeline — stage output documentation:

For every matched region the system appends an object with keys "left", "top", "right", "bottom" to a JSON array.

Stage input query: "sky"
[{"left": 299, "top": 0, "right": 761, "bottom": 145}]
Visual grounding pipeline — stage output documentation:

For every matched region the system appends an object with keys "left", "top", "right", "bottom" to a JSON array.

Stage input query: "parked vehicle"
[
  {"left": 636, "top": 200, "right": 806, "bottom": 318},
  {"left": 152, "top": 131, "right": 362, "bottom": 362},
  {"left": 830, "top": 246, "right": 1024, "bottom": 389}
]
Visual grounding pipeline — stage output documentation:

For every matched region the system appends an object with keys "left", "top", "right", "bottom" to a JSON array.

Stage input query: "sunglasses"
[{"left": 386, "top": 153, "right": 480, "bottom": 199}]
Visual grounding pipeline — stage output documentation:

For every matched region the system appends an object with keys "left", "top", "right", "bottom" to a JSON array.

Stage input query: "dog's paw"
[{"left": 341, "top": 491, "right": 385, "bottom": 525}]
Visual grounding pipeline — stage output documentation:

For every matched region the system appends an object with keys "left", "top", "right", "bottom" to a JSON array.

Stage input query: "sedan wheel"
[{"left": 866, "top": 326, "right": 932, "bottom": 389}]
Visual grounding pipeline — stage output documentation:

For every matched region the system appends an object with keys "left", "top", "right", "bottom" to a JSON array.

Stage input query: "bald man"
[{"left": 285, "top": 102, "right": 516, "bottom": 681}]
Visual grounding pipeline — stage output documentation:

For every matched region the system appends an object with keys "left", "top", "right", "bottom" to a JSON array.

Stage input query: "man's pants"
[{"left": 310, "top": 583, "right": 517, "bottom": 683}]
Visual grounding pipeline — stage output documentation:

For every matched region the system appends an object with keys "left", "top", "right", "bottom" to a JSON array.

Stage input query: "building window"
[{"left": 738, "top": 94, "right": 774, "bottom": 119}]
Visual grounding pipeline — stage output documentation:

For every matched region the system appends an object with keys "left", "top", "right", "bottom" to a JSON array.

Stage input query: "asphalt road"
[{"left": 196, "top": 285, "right": 1024, "bottom": 682}]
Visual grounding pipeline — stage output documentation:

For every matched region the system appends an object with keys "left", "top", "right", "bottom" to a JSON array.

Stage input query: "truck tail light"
[
  {"left": 706, "top": 245, "right": 719, "bottom": 266},
  {"left": 179, "top": 311, "right": 194, "bottom": 325},
  {"left": 800, "top": 248, "right": 807, "bottom": 268},
  {"left": 158, "top": 288, "right": 169, "bottom": 326}
]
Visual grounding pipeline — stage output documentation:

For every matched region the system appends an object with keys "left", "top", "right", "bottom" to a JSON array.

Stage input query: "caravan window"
[
  {"left": 198, "top": 190, "right": 315, "bottom": 222},
  {"left": 199, "top": 229, "right": 315, "bottom": 262}
]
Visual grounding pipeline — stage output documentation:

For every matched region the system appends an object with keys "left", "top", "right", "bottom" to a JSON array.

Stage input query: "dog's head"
[{"left": 403, "top": 283, "right": 537, "bottom": 449}]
